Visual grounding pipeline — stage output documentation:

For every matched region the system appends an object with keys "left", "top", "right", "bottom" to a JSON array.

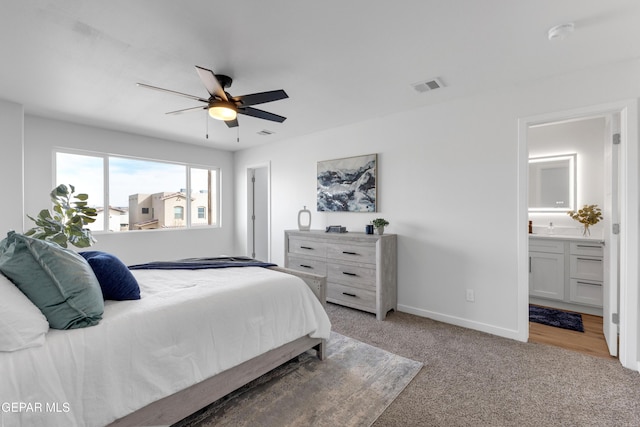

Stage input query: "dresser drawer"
[
  {"left": 570, "top": 242, "right": 603, "bottom": 257},
  {"left": 327, "top": 282, "right": 376, "bottom": 310},
  {"left": 570, "top": 255, "right": 603, "bottom": 281},
  {"left": 327, "top": 262, "right": 376, "bottom": 289},
  {"left": 570, "top": 278, "right": 603, "bottom": 307},
  {"left": 286, "top": 255, "right": 327, "bottom": 275},
  {"left": 288, "top": 237, "right": 327, "bottom": 258},
  {"left": 327, "top": 242, "right": 376, "bottom": 264}
]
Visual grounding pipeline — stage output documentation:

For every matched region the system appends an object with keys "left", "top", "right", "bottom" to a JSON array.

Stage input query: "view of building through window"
[{"left": 55, "top": 151, "right": 219, "bottom": 232}]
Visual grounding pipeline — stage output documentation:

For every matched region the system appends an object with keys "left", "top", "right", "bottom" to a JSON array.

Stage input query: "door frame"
[
  {"left": 517, "top": 99, "right": 638, "bottom": 370},
  {"left": 246, "top": 162, "right": 271, "bottom": 261}
]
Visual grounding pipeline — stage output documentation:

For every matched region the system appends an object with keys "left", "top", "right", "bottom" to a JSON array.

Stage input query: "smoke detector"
[
  {"left": 411, "top": 77, "right": 445, "bottom": 93},
  {"left": 548, "top": 23, "right": 574, "bottom": 41}
]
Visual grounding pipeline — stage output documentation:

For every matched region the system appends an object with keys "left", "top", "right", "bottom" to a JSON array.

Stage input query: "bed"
[{"left": 0, "top": 234, "right": 331, "bottom": 427}]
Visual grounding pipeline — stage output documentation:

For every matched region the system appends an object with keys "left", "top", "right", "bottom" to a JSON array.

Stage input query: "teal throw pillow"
[{"left": 0, "top": 231, "right": 104, "bottom": 330}]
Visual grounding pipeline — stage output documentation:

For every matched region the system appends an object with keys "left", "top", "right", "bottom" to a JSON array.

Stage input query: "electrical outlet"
[{"left": 466, "top": 289, "right": 475, "bottom": 302}]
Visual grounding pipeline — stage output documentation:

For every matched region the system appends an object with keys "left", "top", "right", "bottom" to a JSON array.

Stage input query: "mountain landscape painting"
[{"left": 317, "top": 154, "right": 377, "bottom": 212}]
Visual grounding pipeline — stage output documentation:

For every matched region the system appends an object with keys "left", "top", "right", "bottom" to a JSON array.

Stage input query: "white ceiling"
[{"left": 1, "top": 1, "right": 639, "bottom": 151}]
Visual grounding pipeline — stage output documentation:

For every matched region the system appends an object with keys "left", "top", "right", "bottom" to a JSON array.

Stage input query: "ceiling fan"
[{"left": 137, "top": 65, "right": 288, "bottom": 128}]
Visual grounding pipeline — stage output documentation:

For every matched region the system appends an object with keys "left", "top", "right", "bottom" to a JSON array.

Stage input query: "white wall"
[
  {"left": 528, "top": 117, "right": 606, "bottom": 237},
  {"left": 0, "top": 99, "right": 24, "bottom": 233},
  {"left": 20, "top": 115, "right": 236, "bottom": 264},
  {"left": 234, "top": 59, "right": 640, "bottom": 342}
]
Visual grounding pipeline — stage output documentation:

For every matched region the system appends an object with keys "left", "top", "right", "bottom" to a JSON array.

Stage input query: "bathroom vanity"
[{"left": 529, "top": 235, "right": 604, "bottom": 316}]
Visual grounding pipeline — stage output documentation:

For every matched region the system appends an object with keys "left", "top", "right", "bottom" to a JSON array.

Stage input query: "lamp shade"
[{"left": 208, "top": 102, "right": 237, "bottom": 121}]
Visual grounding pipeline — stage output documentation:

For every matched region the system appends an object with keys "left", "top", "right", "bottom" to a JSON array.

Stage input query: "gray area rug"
[{"left": 173, "top": 332, "right": 422, "bottom": 427}]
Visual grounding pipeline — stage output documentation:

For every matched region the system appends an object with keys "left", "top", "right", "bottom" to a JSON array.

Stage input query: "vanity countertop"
[{"left": 529, "top": 234, "right": 604, "bottom": 244}]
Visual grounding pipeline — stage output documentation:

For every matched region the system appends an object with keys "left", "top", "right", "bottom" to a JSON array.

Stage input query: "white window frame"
[{"left": 54, "top": 148, "right": 221, "bottom": 233}]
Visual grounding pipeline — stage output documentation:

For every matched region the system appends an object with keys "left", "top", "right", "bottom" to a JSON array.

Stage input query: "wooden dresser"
[{"left": 284, "top": 230, "right": 397, "bottom": 320}]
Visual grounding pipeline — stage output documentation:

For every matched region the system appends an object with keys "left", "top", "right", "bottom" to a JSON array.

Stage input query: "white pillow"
[{"left": 0, "top": 272, "right": 49, "bottom": 352}]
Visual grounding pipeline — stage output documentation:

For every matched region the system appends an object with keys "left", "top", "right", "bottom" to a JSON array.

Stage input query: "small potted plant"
[
  {"left": 567, "top": 204, "right": 602, "bottom": 237},
  {"left": 371, "top": 218, "right": 389, "bottom": 235}
]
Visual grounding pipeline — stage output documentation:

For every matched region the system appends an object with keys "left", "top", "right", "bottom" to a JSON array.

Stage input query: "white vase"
[{"left": 298, "top": 206, "right": 311, "bottom": 231}]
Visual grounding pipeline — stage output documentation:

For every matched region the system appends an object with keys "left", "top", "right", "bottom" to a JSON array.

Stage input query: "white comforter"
[{"left": 0, "top": 267, "right": 331, "bottom": 427}]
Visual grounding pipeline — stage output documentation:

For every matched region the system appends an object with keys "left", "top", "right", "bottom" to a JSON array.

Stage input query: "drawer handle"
[
  {"left": 300, "top": 246, "right": 314, "bottom": 250},
  {"left": 342, "top": 272, "right": 358, "bottom": 277},
  {"left": 342, "top": 292, "right": 357, "bottom": 297},
  {"left": 577, "top": 245, "right": 601, "bottom": 248},
  {"left": 299, "top": 264, "right": 313, "bottom": 269},
  {"left": 342, "top": 251, "right": 358, "bottom": 255},
  {"left": 577, "top": 281, "right": 602, "bottom": 286},
  {"left": 577, "top": 257, "right": 602, "bottom": 262}
]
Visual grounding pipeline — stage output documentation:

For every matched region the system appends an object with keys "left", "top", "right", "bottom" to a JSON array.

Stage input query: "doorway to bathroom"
[
  {"left": 518, "top": 100, "right": 639, "bottom": 369},
  {"left": 527, "top": 115, "right": 611, "bottom": 357}
]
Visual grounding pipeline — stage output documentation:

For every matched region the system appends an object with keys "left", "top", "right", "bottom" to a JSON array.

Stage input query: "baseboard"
[{"left": 398, "top": 304, "right": 525, "bottom": 342}]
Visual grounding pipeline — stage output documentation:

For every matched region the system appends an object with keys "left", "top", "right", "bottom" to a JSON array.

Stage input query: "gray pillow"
[{"left": 0, "top": 231, "right": 104, "bottom": 330}]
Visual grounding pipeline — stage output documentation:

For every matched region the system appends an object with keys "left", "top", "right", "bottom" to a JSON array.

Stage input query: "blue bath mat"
[{"left": 529, "top": 305, "right": 584, "bottom": 332}]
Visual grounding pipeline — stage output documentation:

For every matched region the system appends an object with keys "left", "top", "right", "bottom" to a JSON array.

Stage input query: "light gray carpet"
[
  {"left": 174, "top": 331, "right": 422, "bottom": 427},
  {"left": 325, "top": 303, "right": 640, "bottom": 427}
]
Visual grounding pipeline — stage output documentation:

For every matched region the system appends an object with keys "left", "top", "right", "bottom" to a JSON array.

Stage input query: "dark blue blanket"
[{"left": 128, "top": 256, "right": 277, "bottom": 270}]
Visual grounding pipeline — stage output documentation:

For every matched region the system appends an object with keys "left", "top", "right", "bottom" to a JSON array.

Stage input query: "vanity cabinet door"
[{"left": 529, "top": 251, "right": 565, "bottom": 301}]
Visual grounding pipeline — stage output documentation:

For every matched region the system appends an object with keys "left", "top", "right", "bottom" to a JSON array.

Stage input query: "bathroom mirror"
[{"left": 529, "top": 154, "right": 576, "bottom": 212}]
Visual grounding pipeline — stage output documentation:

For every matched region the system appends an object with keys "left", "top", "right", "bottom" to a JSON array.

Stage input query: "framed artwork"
[{"left": 317, "top": 153, "right": 377, "bottom": 212}]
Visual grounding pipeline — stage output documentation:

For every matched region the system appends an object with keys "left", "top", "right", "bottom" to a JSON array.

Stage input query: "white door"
[{"left": 602, "top": 113, "right": 620, "bottom": 356}]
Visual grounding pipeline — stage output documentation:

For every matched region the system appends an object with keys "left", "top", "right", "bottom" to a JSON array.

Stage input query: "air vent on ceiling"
[
  {"left": 257, "top": 129, "right": 275, "bottom": 136},
  {"left": 411, "top": 77, "right": 445, "bottom": 93}
]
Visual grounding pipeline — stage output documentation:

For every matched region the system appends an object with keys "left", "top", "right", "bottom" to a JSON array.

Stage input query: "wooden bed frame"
[{"left": 107, "top": 267, "right": 327, "bottom": 427}]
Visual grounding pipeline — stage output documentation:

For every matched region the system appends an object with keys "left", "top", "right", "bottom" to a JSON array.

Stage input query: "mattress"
[{"left": 0, "top": 267, "right": 331, "bottom": 427}]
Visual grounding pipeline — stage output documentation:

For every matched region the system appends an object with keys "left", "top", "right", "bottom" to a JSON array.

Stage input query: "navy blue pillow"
[{"left": 79, "top": 251, "right": 140, "bottom": 301}]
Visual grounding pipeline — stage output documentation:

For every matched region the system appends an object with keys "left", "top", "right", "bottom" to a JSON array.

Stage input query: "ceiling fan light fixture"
[{"left": 208, "top": 102, "right": 237, "bottom": 121}]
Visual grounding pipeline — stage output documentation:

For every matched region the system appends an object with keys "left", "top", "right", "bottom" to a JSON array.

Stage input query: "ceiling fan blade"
[
  {"left": 232, "top": 89, "right": 288, "bottom": 107},
  {"left": 195, "top": 66, "right": 228, "bottom": 101},
  {"left": 137, "top": 83, "right": 208, "bottom": 103},
  {"left": 238, "top": 107, "right": 287, "bottom": 123},
  {"left": 166, "top": 105, "right": 207, "bottom": 115},
  {"left": 225, "top": 118, "right": 239, "bottom": 128}
]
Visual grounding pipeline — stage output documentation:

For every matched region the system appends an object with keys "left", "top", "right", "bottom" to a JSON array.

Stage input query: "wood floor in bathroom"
[{"left": 529, "top": 311, "right": 614, "bottom": 359}]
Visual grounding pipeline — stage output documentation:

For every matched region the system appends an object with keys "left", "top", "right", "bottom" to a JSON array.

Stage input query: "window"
[
  {"left": 174, "top": 206, "right": 184, "bottom": 220},
  {"left": 56, "top": 152, "right": 105, "bottom": 231},
  {"left": 190, "top": 168, "right": 216, "bottom": 226},
  {"left": 55, "top": 150, "right": 220, "bottom": 233}
]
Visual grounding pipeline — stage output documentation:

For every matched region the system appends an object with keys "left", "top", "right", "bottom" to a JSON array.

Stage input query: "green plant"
[
  {"left": 567, "top": 204, "right": 602, "bottom": 226},
  {"left": 25, "top": 184, "right": 98, "bottom": 248},
  {"left": 371, "top": 218, "right": 389, "bottom": 229}
]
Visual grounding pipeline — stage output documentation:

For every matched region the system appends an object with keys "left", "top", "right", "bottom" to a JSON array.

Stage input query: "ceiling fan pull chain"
[
  {"left": 237, "top": 126, "right": 240, "bottom": 143},
  {"left": 205, "top": 113, "right": 209, "bottom": 139}
]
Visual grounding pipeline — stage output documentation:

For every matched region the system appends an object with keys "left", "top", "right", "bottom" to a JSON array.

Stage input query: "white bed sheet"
[{"left": 0, "top": 267, "right": 331, "bottom": 427}]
